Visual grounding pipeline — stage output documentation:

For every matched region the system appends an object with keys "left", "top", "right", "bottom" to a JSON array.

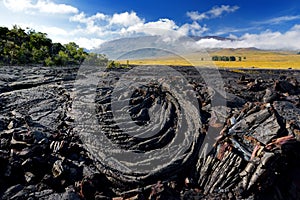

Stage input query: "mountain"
[
  {"left": 94, "top": 36, "right": 161, "bottom": 59},
  {"left": 93, "top": 35, "right": 232, "bottom": 60}
]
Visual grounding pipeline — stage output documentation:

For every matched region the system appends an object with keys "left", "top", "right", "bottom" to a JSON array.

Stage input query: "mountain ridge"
[{"left": 93, "top": 35, "right": 298, "bottom": 60}]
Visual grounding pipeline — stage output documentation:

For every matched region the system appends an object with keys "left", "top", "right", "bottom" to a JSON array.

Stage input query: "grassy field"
[{"left": 119, "top": 48, "right": 300, "bottom": 70}]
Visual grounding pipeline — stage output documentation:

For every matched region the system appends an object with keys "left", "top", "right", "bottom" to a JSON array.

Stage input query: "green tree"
[
  {"left": 17, "top": 43, "right": 31, "bottom": 64},
  {"left": 62, "top": 42, "right": 84, "bottom": 65},
  {"left": 0, "top": 27, "right": 9, "bottom": 57},
  {"left": 44, "top": 56, "right": 55, "bottom": 66},
  {"left": 0, "top": 25, "right": 92, "bottom": 66},
  {"left": 229, "top": 56, "right": 236, "bottom": 61},
  {"left": 3, "top": 41, "right": 20, "bottom": 65},
  {"left": 32, "top": 46, "right": 49, "bottom": 64},
  {"left": 7, "top": 25, "right": 29, "bottom": 47},
  {"left": 221, "top": 56, "right": 229, "bottom": 61},
  {"left": 50, "top": 43, "right": 65, "bottom": 56},
  {"left": 212, "top": 56, "right": 219, "bottom": 61},
  {"left": 56, "top": 50, "right": 70, "bottom": 66},
  {"left": 29, "top": 31, "right": 51, "bottom": 50}
]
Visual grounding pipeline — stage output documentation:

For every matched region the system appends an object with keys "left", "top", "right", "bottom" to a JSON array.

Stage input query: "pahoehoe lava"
[
  {"left": 96, "top": 83, "right": 179, "bottom": 151},
  {"left": 0, "top": 65, "right": 300, "bottom": 199},
  {"left": 75, "top": 66, "right": 205, "bottom": 188}
]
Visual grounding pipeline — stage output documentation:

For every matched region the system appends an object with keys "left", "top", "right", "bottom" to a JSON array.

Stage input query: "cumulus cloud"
[
  {"left": 21, "top": 19, "right": 300, "bottom": 51},
  {"left": 195, "top": 38, "right": 250, "bottom": 49},
  {"left": 3, "top": 0, "right": 32, "bottom": 12},
  {"left": 39, "top": 26, "right": 68, "bottom": 36},
  {"left": 3, "top": 0, "right": 298, "bottom": 51},
  {"left": 214, "top": 27, "right": 257, "bottom": 36},
  {"left": 187, "top": 12, "right": 207, "bottom": 21},
  {"left": 68, "top": 11, "right": 209, "bottom": 45},
  {"left": 127, "top": 19, "right": 178, "bottom": 35},
  {"left": 110, "top": 11, "right": 144, "bottom": 27},
  {"left": 114, "top": 15, "right": 208, "bottom": 38},
  {"left": 209, "top": 5, "right": 239, "bottom": 17},
  {"left": 70, "top": 12, "right": 108, "bottom": 36},
  {"left": 187, "top": 5, "right": 239, "bottom": 21},
  {"left": 70, "top": 12, "right": 89, "bottom": 23},
  {"left": 239, "top": 25, "right": 300, "bottom": 50},
  {"left": 194, "top": 24, "right": 300, "bottom": 50},
  {"left": 69, "top": 11, "right": 187, "bottom": 47},
  {"left": 3, "top": 0, "right": 78, "bottom": 14},
  {"left": 69, "top": 9, "right": 297, "bottom": 51},
  {"left": 74, "top": 37, "right": 105, "bottom": 50},
  {"left": 178, "top": 22, "right": 209, "bottom": 36}
]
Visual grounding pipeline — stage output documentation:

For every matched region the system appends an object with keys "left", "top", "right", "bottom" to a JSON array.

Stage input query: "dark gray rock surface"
[{"left": 0, "top": 66, "right": 299, "bottom": 199}]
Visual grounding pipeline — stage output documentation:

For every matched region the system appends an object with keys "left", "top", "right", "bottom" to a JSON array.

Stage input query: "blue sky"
[{"left": 0, "top": 0, "right": 300, "bottom": 50}]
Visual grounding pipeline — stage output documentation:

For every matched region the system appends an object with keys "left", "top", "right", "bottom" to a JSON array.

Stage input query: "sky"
[{"left": 0, "top": 0, "right": 300, "bottom": 50}]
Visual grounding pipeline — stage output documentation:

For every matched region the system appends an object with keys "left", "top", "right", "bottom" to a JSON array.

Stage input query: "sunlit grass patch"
[{"left": 119, "top": 49, "right": 300, "bottom": 70}]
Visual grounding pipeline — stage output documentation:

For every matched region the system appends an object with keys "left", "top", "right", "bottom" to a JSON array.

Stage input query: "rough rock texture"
[{"left": 0, "top": 66, "right": 300, "bottom": 199}]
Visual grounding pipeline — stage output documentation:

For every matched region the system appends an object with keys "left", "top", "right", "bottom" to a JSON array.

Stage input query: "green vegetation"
[
  {"left": 212, "top": 55, "right": 241, "bottom": 61},
  {"left": 0, "top": 25, "right": 107, "bottom": 66},
  {"left": 83, "top": 52, "right": 108, "bottom": 66},
  {"left": 106, "top": 60, "right": 130, "bottom": 69}
]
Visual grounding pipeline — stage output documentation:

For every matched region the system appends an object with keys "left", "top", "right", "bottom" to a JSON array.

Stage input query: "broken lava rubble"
[{"left": 0, "top": 66, "right": 299, "bottom": 200}]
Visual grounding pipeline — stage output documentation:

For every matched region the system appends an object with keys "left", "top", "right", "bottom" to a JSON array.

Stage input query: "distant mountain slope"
[
  {"left": 93, "top": 35, "right": 298, "bottom": 61},
  {"left": 94, "top": 36, "right": 161, "bottom": 59},
  {"left": 93, "top": 35, "right": 232, "bottom": 59}
]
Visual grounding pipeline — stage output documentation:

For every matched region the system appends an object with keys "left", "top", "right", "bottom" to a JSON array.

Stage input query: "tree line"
[
  {"left": 212, "top": 56, "right": 246, "bottom": 61},
  {"left": 0, "top": 25, "right": 108, "bottom": 66}
]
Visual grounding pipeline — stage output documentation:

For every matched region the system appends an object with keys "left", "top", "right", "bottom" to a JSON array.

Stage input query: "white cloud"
[
  {"left": 16, "top": 20, "right": 300, "bottom": 51},
  {"left": 214, "top": 27, "right": 258, "bottom": 36},
  {"left": 254, "top": 15, "right": 300, "bottom": 25},
  {"left": 178, "top": 22, "right": 208, "bottom": 36},
  {"left": 120, "top": 18, "right": 209, "bottom": 42},
  {"left": 69, "top": 11, "right": 208, "bottom": 43},
  {"left": 209, "top": 5, "right": 239, "bottom": 17},
  {"left": 6, "top": 22, "right": 69, "bottom": 38},
  {"left": 189, "top": 22, "right": 209, "bottom": 35},
  {"left": 3, "top": 0, "right": 78, "bottom": 14},
  {"left": 195, "top": 38, "right": 250, "bottom": 49},
  {"left": 240, "top": 25, "right": 300, "bottom": 50},
  {"left": 127, "top": 19, "right": 178, "bottom": 35},
  {"left": 70, "top": 12, "right": 88, "bottom": 23},
  {"left": 90, "top": 13, "right": 107, "bottom": 21},
  {"left": 3, "top": 0, "right": 32, "bottom": 12},
  {"left": 36, "top": 0, "right": 78, "bottom": 14},
  {"left": 39, "top": 26, "right": 68, "bottom": 36},
  {"left": 74, "top": 37, "right": 105, "bottom": 50},
  {"left": 187, "top": 5, "right": 239, "bottom": 21},
  {"left": 70, "top": 12, "right": 107, "bottom": 24},
  {"left": 70, "top": 12, "right": 108, "bottom": 36},
  {"left": 194, "top": 24, "right": 300, "bottom": 50},
  {"left": 124, "top": 18, "right": 183, "bottom": 42},
  {"left": 187, "top": 11, "right": 207, "bottom": 21},
  {"left": 110, "top": 11, "right": 144, "bottom": 27}
]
